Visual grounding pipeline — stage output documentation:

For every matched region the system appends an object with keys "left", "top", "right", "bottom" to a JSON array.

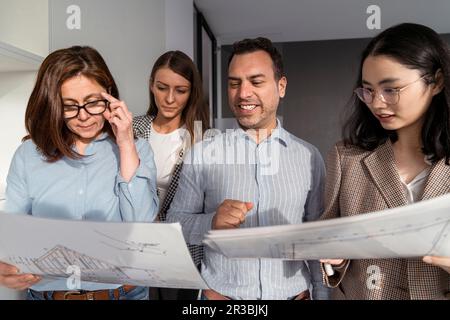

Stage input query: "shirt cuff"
[{"left": 114, "top": 160, "right": 155, "bottom": 194}]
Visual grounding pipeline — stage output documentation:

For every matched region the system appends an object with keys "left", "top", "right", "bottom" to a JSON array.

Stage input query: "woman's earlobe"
[{"left": 432, "top": 69, "right": 445, "bottom": 95}]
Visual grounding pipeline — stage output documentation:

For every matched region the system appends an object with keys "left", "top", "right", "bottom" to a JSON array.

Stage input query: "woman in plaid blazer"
[
  {"left": 320, "top": 23, "right": 450, "bottom": 299},
  {"left": 133, "top": 51, "right": 210, "bottom": 299}
]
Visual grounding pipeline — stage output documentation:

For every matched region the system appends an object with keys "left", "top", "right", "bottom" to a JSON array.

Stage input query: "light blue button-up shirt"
[
  {"left": 167, "top": 122, "right": 330, "bottom": 300},
  {"left": 5, "top": 133, "right": 159, "bottom": 291}
]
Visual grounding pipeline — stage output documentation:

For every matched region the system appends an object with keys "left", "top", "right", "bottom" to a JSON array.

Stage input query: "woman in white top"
[{"left": 133, "top": 51, "right": 210, "bottom": 300}]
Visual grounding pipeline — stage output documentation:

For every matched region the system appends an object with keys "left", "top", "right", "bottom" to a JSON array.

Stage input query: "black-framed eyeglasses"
[
  {"left": 63, "top": 99, "right": 109, "bottom": 119},
  {"left": 354, "top": 75, "right": 428, "bottom": 105}
]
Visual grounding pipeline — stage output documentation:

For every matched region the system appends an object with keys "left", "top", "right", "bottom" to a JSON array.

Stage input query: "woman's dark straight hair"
[{"left": 343, "top": 23, "right": 450, "bottom": 164}]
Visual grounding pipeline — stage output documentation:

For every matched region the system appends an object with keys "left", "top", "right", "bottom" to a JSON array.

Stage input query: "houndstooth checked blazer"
[
  {"left": 133, "top": 114, "right": 203, "bottom": 267},
  {"left": 320, "top": 139, "right": 450, "bottom": 300}
]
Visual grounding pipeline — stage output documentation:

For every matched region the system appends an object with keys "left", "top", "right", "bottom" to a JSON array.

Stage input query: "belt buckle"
[{"left": 63, "top": 290, "right": 82, "bottom": 300}]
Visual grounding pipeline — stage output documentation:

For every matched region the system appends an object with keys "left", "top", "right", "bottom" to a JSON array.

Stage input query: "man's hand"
[{"left": 212, "top": 200, "right": 253, "bottom": 230}]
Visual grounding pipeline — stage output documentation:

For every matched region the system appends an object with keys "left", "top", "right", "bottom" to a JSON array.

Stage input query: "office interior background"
[{"left": 1, "top": 0, "right": 450, "bottom": 299}]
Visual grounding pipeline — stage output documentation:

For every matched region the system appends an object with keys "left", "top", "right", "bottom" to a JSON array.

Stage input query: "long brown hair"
[
  {"left": 147, "top": 51, "right": 210, "bottom": 143},
  {"left": 25, "top": 46, "right": 119, "bottom": 162}
]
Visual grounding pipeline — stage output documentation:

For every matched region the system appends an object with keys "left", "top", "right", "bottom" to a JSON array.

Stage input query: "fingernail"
[
  {"left": 10, "top": 268, "right": 19, "bottom": 274},
  {"left": 25, "top": 275, "right": 35, "bottom": 282},
  {"left": 423, "top": 256, "right": 433, "bottom": 264}
]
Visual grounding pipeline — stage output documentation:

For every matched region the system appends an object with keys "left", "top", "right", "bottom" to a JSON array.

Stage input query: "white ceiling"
[{"left": 195, "top": 0, "right": 450, "bottom": 45}]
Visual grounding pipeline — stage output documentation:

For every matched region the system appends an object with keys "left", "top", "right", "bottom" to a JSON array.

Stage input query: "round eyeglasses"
[
  {"left": 354, "top": 75, "right": 428, "bottom": 105},
  {"left": 63, "top": 99, "right": 109, "bottom": 119}
]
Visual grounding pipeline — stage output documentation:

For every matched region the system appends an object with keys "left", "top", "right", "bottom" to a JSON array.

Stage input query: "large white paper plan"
[
  {"left": 203, "top": 193, "right": 450, "bottom": 260},
  {"left": 0, "top": 213, "right": 208, "bottom": 289}
]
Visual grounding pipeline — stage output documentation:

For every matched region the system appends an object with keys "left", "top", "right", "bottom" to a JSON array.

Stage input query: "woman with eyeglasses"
[
  {"left": 0, "top": 46, "right": 159, "bottom": 300},
  {"left": 319, "top": 23, "right": 450, "bottom": 299}
]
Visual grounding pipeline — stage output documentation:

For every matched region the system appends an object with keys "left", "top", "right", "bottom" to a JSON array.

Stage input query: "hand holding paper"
[
  {"left": 0, "top": 261, "right": 40, "bottom": 290},
  {"left": 423, "top": 256, "right": 450, "bottom": 274}
]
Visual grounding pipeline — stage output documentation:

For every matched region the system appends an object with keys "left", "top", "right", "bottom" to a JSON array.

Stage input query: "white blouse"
[
  {"left": 399, "top": 166, "right": 431, "bottom": 204},
  {"left": 149, "top": 124, "right": 185, "bottom": 204}
]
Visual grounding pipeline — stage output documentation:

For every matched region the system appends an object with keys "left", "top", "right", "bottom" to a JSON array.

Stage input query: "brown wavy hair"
[
  {"left": 24, "top": 46, "right": 119, "bottom": 162},
  {"left": 147, "top": 51, "right": 210, "bottom": 143}
]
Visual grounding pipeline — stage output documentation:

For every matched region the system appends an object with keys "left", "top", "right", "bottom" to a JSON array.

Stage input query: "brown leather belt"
[
  {"left": 42, "top": 285, "right": 136, "bottom": 300},
  {"left": 202, "top": 289, "right": 310, "bottom": 300}
]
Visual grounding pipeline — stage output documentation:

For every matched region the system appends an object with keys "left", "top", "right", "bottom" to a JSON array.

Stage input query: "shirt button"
[{"left": 79, "top": 190, "right": 84, "bottom": 195}]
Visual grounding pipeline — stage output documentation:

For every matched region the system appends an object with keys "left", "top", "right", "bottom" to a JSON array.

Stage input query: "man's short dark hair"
[{"left": 228, "top": 37, "right": 285, "bottom": 80}]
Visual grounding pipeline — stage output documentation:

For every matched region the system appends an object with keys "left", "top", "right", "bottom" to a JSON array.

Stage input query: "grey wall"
[
  {"left": 49, "top": 0, "right": 166, "bottom": 116},
  {"left": 165, "top": 0, "right": 194, "bottom": 58},
  {"left": 220, "top": 34, "right": 450, "bottom": 158},
  {"left": 281, "top": 38, "right": 369, "bottom": 158}
]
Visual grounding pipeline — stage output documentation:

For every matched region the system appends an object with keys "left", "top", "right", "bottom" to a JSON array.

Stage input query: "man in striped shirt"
[{"left": 167, "top": 37, "right": 330, "bottom": 300}]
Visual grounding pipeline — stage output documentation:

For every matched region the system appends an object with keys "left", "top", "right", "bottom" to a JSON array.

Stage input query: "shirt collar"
[
  {"left": 70, "top": 132, "right": 110, "bottom": 158},
  {"left": 235, "top": 118, "right": 289, "bottom": 147}
]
